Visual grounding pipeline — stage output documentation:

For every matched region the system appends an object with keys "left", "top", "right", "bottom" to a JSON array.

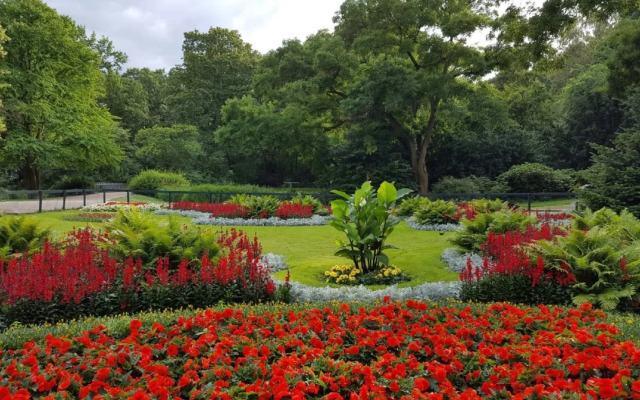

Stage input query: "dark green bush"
[
  {"left": 0, "top": 216, "right": 50, "bottom": 257},
  {"left": 49, "top": 175, "right": 96, "bottom": 190},
  {"left": 128, "top": 170, "right": 190, "bottom": 191},
  {"left": 497, "top": 163, "right": 575, "bottom": 193},
  {"left": 460, "top": 274, "right": 572, "bottom": 306},
  {"left": 431, "top": 176, "right": 494, "bottom": 193},
  {"left": 413, "top": 199, "right": 458, "bottom": 225}
]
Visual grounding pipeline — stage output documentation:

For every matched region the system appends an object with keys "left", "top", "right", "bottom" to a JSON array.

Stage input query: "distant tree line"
[{"left": 1, "top": 0, "right": 639, "bottom": 202}]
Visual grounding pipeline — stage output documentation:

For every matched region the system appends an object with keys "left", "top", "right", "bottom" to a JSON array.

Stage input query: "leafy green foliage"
[
  {"left": 128, "top": 170, "right": 190, "bottom": 191},
  {"left": 49, "top": 175, "right": 96, "bottom": 190},
  {"left": 330, "top": 181, "right": 411, "bottom": 273},
  {"left": 0, "top": 0, "right": 123, "bottom": 189},
  {"left": 103, "top": 207, "right": 220, "bottom": 269},
  {"left": 497, "top": 163, "right": 575, "bottom": 193},
  {"left": 0, "top": 215, "right": 50, "bottom": 257},
  {"left": 227, "top": 194, "right": 281, "bottom": 218},
  {"left": 535, "top": 209, "right": 640, "bottom": 310},
  {"left": 451, "top": 210, "right": 538, "bottom": 253},
  {"left": 396, "top": 196, "right": 429, "bottom": 217},
  {"left": 460, "top": 274, "right": 572, "bottom": 306},
  {"left": 134, "top": 125, "right": 203, "bottom": 173},
  {"left": 580, "top": 89, "right": 640, "bottom": 217},
  {"left": 413, "top": 200, "right": 458, "bottom": 225}
]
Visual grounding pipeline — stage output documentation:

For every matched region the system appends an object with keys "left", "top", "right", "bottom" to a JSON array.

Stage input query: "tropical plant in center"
[{"left": 330, "top": 181, "right": 411, "bottom": 274}]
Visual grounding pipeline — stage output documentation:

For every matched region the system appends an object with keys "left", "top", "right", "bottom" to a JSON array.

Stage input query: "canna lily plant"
[{"left": 330, "top": 181, "right": 411, "bottom": 274}]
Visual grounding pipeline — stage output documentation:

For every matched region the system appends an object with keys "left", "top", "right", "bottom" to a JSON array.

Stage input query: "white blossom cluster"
[
  {"left": 82, "top": 203, "right": 167, "bottom": 212},
  {"left": 405, "top": 217, "right": 462, "bottom": 232},
  {"left": 155, "top": 209, "right": 331, "bottom": 226},
  {"left": 441, "top": 248, "right": 484, "bottom": 273}
]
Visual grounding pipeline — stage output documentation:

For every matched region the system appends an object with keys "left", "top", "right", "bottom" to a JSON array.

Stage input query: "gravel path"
[{"left": 0, "top": 192, "right": 127, "bottom": 214}]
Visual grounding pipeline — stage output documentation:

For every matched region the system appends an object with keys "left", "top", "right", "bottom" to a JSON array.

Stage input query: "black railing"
[{"left": 0, "top": 188, "right": 577, "bottom": 213}]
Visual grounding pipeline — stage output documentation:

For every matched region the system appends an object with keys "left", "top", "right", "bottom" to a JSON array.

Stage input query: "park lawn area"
[
  {"left": 514, "top": 197, "right": 576, "bottom": 208},
  {"left": 109, "top": 194, "right": 167, "bottom": 204},
  {"left": 24, "top": 210, "right": 458, "bottom": 288}
]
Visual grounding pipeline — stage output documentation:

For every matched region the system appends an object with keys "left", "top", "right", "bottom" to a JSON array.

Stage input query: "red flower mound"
[
  {"left": 276, "top": 202, "right": 313, "bottom": 219},
  {"left": 1, "top": 301, "right": 639, "bottom": 399},
  {"left": 169, "top": 201, "right": 249, "bottom": 217}
]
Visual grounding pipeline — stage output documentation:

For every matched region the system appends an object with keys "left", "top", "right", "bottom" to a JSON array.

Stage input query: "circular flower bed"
[{"left": 1, "top": 300, "right": 638, "bottom": 399}]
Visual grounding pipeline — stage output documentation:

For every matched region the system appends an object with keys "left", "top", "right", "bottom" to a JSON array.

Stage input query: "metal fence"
[{"left": 0, "top": 188, "right": 577, "bottom": 214}]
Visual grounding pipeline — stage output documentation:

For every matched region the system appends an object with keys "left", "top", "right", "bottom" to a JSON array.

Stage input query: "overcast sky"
[{"left": 44, "top": 0, "right": 345, "bottom": 71}]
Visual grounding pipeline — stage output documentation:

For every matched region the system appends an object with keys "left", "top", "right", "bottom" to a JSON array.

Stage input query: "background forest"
[{"left": 0, "top": 0, "right": 639, "bottom": 203}]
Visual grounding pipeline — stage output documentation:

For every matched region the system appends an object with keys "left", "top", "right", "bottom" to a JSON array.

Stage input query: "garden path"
[{"left": 0, "top": 192, "right": 126, "bottom": 214}]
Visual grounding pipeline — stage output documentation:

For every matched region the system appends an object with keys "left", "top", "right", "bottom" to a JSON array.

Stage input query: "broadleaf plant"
[{"left": 330, "top": 181, "right": 411, "bottom": 273}]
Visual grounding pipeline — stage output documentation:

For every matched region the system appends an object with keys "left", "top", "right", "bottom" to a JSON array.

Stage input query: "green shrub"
[
  {"left": 49, "top": 175, "right": 95, "bottom": 190},
  {"left": 460, "top": 274, "right": 572, "bottom": 306},
  {"left": 431, "top": 176, "right": 494, "bottom": 194},
  {"left": 466, "top": 198, "right": 509, "bottom": 213},
  {"left": 535, "top": 209, "right": 640, "bottom": 310},
  {"left": 451, "top": 210, "right": 538, "bottom": 252},
  {"left": 227, "top": 194, "right": 281, "bottom": 218},
  {"left": 128, "top": 170, "right": 190, "bottom": 191},
  {"left": 396, "top": 196, "right": 429, "bottom": 217},
  {"left": 497, "top": 163, "right": 575, "bottom": 193},
  {"left": 0, "top": 216, "right": 50, "bottom": 257},
  {"left": 413, "top": 199, "right": 458, "bottom": 225},
  {"left": 103, "top": 207, "right": 220, "bottom": 269}
]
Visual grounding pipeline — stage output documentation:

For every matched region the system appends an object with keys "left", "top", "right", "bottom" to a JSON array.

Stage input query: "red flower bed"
[
  {"left": 276, "top": 202, "right": 313, "bottom": 219},
  {"left": 169, "top": 201, "right": 249, "bottom": 217},
  {"left": 1, "top": 301, "right": 639, "bottom": 399},
  {"left": 0, "top": 229, "right": 275, "bottom": 325},
  {"left": 461, "top": 224, "right": 574, "bottom": 286}
]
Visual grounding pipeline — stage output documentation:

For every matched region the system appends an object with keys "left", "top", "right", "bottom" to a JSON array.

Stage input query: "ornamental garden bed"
[{"left": 1, "top": 300, "right": 639, "bottom": 399}]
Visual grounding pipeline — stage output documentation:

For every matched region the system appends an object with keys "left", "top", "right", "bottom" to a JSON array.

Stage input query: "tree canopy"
[{"left": 0, "top": 0, "right": 122, "bottom": 189}]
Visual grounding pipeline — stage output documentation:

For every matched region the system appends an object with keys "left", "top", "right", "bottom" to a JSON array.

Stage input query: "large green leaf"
[{"left": 377, "top": 181, "right": 397, "bottom": 205}]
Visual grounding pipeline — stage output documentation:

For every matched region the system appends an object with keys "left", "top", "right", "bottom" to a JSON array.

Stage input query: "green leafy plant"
[
  {"left": 330, "top": 181, "right": 411, "bottom": 273},
  {"left": 535, "top": 208, "right": 640, "bottom": 310},
  {"left": 497, "top": 163, "right": 575, "bottom": 193},
  {"left": 227, "top": 195, "right": 281, "bottom": 218},
  {"left": 451, "top": 210, "right": 538, "bottom": 253},
  {"left": 412, "top": 199, "right": 458, "bottom": 225},
  {"left": 396, "top": 196, "right": 429, "bottom": 217},
  {"left": 466, "top": 198, "right": 509, "bottom": 213},
  {"left": 104, "top": 207, "right": 220, "bottom": 269},
  {"left": 0, "top": 216, "right": 50, "bottom": 257}
]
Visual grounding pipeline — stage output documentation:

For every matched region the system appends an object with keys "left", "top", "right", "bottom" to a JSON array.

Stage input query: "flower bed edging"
[
  {"left": 405, "top": 217, "right": 461, "bottom": 232},
  {"left": 156, "top": 209, "right": 331, "bottom": 226}
]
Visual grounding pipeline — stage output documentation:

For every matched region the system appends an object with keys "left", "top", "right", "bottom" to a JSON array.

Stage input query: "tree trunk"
[{"left": 22, "top": 160, "right": 40, "bottom": 190}]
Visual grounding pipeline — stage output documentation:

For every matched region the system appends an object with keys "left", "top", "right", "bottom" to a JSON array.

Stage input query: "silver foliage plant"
[
  {"left": 156, "top": 210, "right": 331, "bottom": 226},
  {"left": 406, "top": 217, "right": 461, "bottom": 232},
  {"left": 441, "top": 248, "right": 484, "bottom": 273},
  {"left": 269, "top": 253, "right": 461, "bottom": 302}
]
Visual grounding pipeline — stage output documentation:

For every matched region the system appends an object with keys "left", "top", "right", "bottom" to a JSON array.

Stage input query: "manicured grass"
[
  {"left": 225, "top": 222, "right": 458, "bottom": 288},
  {"left": 21, "top": 210, "right": 458, "bottom": 288},
  {"left": 514, "top": 197, "right": 576, "bottom": 208},
  {"left": 109, "top": 194, "right": 167, "bottom": 204}
]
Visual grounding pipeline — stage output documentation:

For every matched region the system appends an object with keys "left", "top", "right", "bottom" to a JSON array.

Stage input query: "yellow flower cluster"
[
  {"left": 375, "top": 265, "right": 402, "bottom": 279},
  {"left": 324, "top": 264, "right": 361, "bottom": 284}
]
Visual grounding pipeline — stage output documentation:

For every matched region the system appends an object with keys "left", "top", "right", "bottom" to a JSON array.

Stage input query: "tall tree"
[
  {"left": 134, "top": 125, "right": 203, "bottom": 173},
  {"left": 0, "top": 24, "right": 7, "bottom": 134},
  {"left": 0, "top": 0, "right": 122, "bottom": 189},
  {"left": 335, "top": 0, "right": 510, "bottom": 192}
]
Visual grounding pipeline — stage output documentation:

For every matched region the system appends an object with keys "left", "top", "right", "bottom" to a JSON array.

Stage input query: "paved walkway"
[{"left": 0, "top": 192, "right": 127, "bottom": 214}]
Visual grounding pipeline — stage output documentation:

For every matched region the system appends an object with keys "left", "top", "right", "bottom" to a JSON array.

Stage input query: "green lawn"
[
  {"left": 23, "top": 210, "right": 458, "bottom": 288},
  {"left": 109, "top": 194, "right": 167, "bottom": 204},
  {"left": 514, "top": 197, "right": 576, "bottom": 208}
]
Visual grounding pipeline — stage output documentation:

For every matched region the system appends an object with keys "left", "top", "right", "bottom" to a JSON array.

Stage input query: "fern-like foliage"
[
  {"left": 104, "top": 206, "right": 221, "bottom": 270},
  {"left": 451, "top": 210, "right": 538, "bottom": 252},
  {"left": 0, "top": 215, "right": 50, "bottom": 257}
]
